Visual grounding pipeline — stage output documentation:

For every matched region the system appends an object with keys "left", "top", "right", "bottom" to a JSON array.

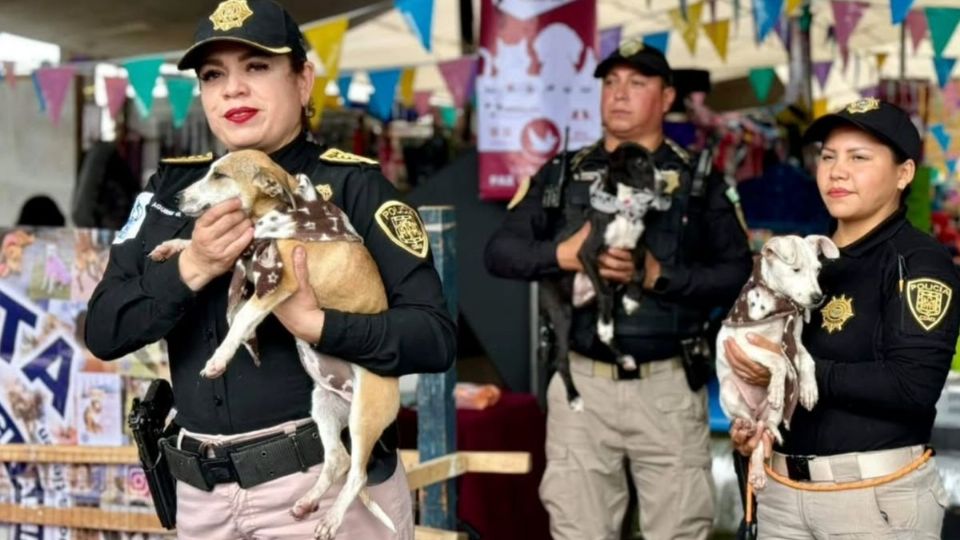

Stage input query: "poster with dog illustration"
[{"left": 76, "top": 373, "right": 123, "bottom": 446}]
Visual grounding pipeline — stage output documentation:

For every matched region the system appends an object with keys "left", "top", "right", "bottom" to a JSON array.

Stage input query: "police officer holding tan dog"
[
  {"left": 485, "top": 39, "right": 751, "bottom": 540},
  {"left": 85, "top": 1, "right": 455, "bottom": 538}
]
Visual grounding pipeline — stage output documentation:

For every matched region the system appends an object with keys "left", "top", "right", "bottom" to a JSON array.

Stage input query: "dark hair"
[{"left": 17, "top": 195, "right": 65, "bottom": 227}]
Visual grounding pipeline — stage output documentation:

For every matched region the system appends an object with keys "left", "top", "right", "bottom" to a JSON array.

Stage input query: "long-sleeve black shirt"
[{"left": 86, "top": 133, "right": 456, "bottom": 435}]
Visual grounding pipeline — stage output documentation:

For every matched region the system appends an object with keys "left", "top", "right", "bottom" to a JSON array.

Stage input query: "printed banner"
[{"left": 477, "top": 0, "right": 599, "bottom": 201}]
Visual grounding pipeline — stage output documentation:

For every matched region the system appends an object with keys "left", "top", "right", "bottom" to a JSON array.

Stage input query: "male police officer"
[{"left": 484, "top": 39, "right": 752, "bottom": 539}]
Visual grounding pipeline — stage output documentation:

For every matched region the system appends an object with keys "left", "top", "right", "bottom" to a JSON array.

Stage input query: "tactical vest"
[{"left": 545, "top": 140, "right": 710, "bottom": 339}]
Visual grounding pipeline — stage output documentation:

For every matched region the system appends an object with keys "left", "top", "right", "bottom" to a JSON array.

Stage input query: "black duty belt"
[{"left": 161, "top": 422, "right": 323, "bottom": 491}]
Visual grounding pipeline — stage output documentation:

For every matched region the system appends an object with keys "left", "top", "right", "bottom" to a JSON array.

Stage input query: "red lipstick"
[{"left": 225, "top": 107, "right": 258, "bottom": 124}]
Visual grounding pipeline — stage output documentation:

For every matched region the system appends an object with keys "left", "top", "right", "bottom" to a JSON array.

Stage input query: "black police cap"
[
  {"left": 177, "top": 0, "right": 308, "bottom": 71},
  {"left": 803, "top": 98, "right": 922, "bottom": 163},
  {"left": 594, "top": 38, "right": 673, "bottom": 85}
]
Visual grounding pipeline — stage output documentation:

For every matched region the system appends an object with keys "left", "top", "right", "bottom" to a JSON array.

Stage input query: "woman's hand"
[
  {"left": 730, "top": 418, "right": 773, "bottom": 458},
  {"left": 556, "top": 223, "right": 636, "bottom": 283},
  {"left": 179, "top": 198, "right": 253, "bottom": 291},
  {"left": 724, "top": 334, "right": 781, "bottom": 387},
  {"left": 273, "top": 246, "right": 325, "bottom": 344}
]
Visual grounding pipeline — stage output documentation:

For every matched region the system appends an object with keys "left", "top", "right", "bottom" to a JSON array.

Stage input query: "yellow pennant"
[
  {"left": 786, "top": 0, "right": 802, "bottom": 16},
  {"left": 309, "top": 76, "right": 327, "bottom": 131},
  {"left": 399, "top": 68, "right": 416, "bottom": 107},
  {"left": 703, "top": 19, "right": 730, "bottom": 61},
  {"left": 876, "top": 52, "right": 888, "bottom": 72},
  {"left": 669, "top": 2, "right": 704, "bottom": 55},
  {"left": 304, "top": 18, "right": 349, "bottom": 81},
  {"left": 813, "top": 98, "right": 829, "bottom": 119}
]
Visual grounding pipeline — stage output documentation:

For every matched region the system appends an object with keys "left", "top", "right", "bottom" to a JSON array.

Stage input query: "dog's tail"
[{"left": 359, "top": 488, "right": 396, "bottom": 533}]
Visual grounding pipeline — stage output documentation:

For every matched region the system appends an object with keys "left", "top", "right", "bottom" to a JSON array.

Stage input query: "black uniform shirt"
[
  {"left": 85, "top": 132, "right": 456, "bottom": 434},
  {"left": 783, "top": 208, "right": 960, "bottom": 455}
]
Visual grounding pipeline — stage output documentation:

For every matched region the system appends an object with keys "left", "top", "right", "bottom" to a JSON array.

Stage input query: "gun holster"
[
  {"left": 679, "top": 335, "right": 714, "bottom": 392},
  {"left": 129, "top": 379, "right": 180, "bottom": 529}
]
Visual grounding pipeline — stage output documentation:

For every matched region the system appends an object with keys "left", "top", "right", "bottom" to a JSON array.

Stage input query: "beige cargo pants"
[{"left": 540, "top": 352, "right": 714, "bottom": 540}]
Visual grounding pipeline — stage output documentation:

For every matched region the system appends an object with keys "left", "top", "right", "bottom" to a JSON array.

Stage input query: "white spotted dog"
[
  {"left": 148, "top": 150, "right": 399, "bottom": 540},
  {"left": 715, "top": 235, "right": 839, "bottom": 490}
]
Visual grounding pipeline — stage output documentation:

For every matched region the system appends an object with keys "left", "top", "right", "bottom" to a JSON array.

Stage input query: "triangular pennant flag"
[
  {"left": 813, "top": 61, "right": 833, "bottom": 89},
  {"left": 891, "top": 0, "right": 915, "bottom": 25},
  {"left": 123, "top": 58, "right": 163, "bottom": 118},
  {"left": 309, "top": 76, "right": 328, "bottom": 130},
  {"left": 414, "top": 90, "right": 432, "bottom": 116},
  {"left": 304, "top": 18, "right": 349, "bottom": 81},
  {"left": 669, "top": 2, "right": 703, "bottom": 54},
  {"left": 860, "top": 85, "right": 879, "bottom": 98},
  {"left": 2, "top": 61, "right": 14, "bottom": 88},
  {"left": 876, "top": 52, "right": 889, "bottom": 72},
  {"left": 832, "top": 2, "right": 869, "bottom": 55},
  {"left": 165, "top": 77, "right": 197, "bottom": 129},
  {"left": 813, "top": 98, "right": 829, "bottom": 119},
  {"left": 907, "top": 10, "right": 928, "bottom": 52},
  {"left": 35, "top": 66, "right": 76, "bottom": 126},
  {"left": 643, "top": 31, "right": 670, "bottom": 54},
  {"left": 931, "top": 124, "right": 952, "bottom": 152},
  {"left": 840, "top": 47, "right": 851, "bottom": 72},
  {"left": 748, "top": 67, "right": 776, "bottom": 103},
  {"left": 925, "top": 8, "right": 960, "bottom": 58},
  {"left": 368, "top": 68, "right": 401, "bottom": 121},
  {"left": 787, "top": 0, "right": 802, "bottom": 16},
  {"left": 31, "top": 71, "right": 45, "bottom": 112},
  {"left": 775, "top": 16, "right": 792, "bottom": 51},
  {"left": 599, "top": 27, "right": 623, "bottom": 60},
  {"left": 399, "top": 68, "right": 416, "bottom": 107},
  {"left": 948, "top": 158, "right": 958, "bottom": 176},
  {"left": 437, "top": 56, "right": 478, "bottom": 109},
  {"left": 934, "top": 56, "right": 957, "bottom": 89},
  {"left": 396, "top": 0, "right": 435, "bottom": 52},
  {"left": 754, "top": 0, "right": 784, "bottom": 43},
  {"left": 440, "top": 105, "right": 458, "bottom": 128},
  {"left": 337, "top": 74, "right": 352, "bottom": 106},
  {"left": 104, "top": 77, "right": 128, "bottom": 119},
  {"left": 944, "top": 81, "right": 960, "bottom": 112},
  {"left": 703, "top": 20, "right": 730, "bottom": 61}
]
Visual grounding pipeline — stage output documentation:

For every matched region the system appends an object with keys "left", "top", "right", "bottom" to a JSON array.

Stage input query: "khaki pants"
[
  {"left": 174, "top": 420, "right": 414, "bottom": 540},
  {"left": 757, "top": 455, "right": 947, "bottom": 539},
  {"left": 540, "top": 353, "right": 714, "bottom": 540}
]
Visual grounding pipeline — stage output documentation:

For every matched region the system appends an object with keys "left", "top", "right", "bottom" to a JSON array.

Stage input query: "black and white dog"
[{"left": 542, "top": 142, "right": 672, "bottom": 411}]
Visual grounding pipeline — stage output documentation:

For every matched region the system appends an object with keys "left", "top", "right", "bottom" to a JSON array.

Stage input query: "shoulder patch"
[
  {"left": 160, "top": 152, "right": 214, "bottom": 165},
  {"left": 906, "top": 278, "right": 953, "bottom": 331},
  {"left": 664, "top": 139, "right": 690, "bottom": 164},
  {"left": 375, "top": 201, "right": 428, "bottom": 258},
  {"left": 319, "top": 148, "right": 379, "bottom": 166},
  {"left": 507, "top": 177, "right": 530, "bottom": 210},
  {"left": 315, "top": 184, "right": 333, "bottom": 201},
  {"left": 113, "top": 192, "right": 154, "bottom": 244}
]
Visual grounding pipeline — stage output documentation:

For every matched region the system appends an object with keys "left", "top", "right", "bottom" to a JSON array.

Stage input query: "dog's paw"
[
  {"left": 619, "top": 354, "right": 637, "bottom": 371},
  {"left": 569, "top": 397, "right": 584, "bottom": 412},
  {"left": 767, "top": 383, "right": 784, "bottom": 411},
  {"left": 799, "top": 380, "right": 819, "bottom": 411},
  {"left": 148, "top": 239, "right": 190, "bottom": 262},
  {"left": 622, "top": 296, "right": 640, "bottom": 315},
  {"left": 597, "top": 320, "right": 614, "bottom": 344},
  {"left": 291, "top": 496, "right": 319, "bottom": 520},
  {"left": 314, "top": 512, "right": 345, "bottom": 540},
  {"left": 199, "top": 358, "right": 227, "bottom": 379}
]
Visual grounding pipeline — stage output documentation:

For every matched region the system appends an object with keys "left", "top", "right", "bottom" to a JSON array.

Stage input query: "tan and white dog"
[{"left": 149, "top": 150, "right": 400, "bottom": 539}]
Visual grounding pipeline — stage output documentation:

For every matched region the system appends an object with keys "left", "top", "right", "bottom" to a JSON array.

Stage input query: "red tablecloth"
[{"left": 398, "top": 391, "right": 550, "bottom": 540}]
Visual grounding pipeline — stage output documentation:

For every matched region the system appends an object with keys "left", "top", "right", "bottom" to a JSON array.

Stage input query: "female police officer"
[
  {"left": 84, "top": 1, "right": 455, "bottom": 538},
  {"left": 728, "top": 98, "right": 959, "bottom": 538}
]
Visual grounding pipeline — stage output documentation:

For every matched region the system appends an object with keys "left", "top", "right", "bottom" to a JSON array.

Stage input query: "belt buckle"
[
  {"left": 200, "top": 456, "right": 236, "bottom": 485},
  {"left": 785, "top": 455, "right": 812, "bottom": 481}
]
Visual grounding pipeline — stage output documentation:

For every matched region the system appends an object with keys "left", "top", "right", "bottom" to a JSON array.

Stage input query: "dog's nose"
[{"left": 811, "top": 293, "right": 824, "bottom": 306}]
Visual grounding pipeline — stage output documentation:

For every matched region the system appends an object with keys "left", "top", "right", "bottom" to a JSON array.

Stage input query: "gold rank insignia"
[
  {"left": 845, "top": 98, "right": 880, "bottom": 114},
  {"left": 821, "top": 294, "right": 854, "bottom": 334},
  {"left": 906, "top": 278, "right": 952, "bottom": 331},
  {"left": 315, "top": 184, "right": 333, "bottom": 202},
  {"left": 660, "top": 170, "right": 680, "bottom": 195},
  {"left": 507, "top": 177, "right": 530, "bottom": 211},
  {"left": 619, "top": 38, "right": 644, "bottom": 57},
  {"left": 160, "top": 152, "right": 214, "bottom": 165},
  {"left": 375, "top": 201, "right": 429, "bottom": 258},
  {"left": 319, "top": 148, "right": 379, "bottom": 166},
  {"left": 210, "top": 0, "right": 254, "bottom": 31}
]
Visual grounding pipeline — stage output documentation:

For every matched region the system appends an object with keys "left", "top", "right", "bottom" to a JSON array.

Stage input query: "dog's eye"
[
  {"left": 793, "top": 268, "right": 801, "bottom": 273},
  {"left": 212, "top": 171, "right": 228, "bottom": 180}
]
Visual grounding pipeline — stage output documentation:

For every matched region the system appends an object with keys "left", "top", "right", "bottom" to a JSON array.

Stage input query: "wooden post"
[{"left": 417, "top": 205, "right": 457, "bottom": 530}]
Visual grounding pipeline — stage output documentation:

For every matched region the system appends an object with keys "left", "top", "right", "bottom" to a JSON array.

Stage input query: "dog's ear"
[
  {"left": 761, "top": 236, "right": 797, "bottom": 266},
  {"left": 253, "top": 165, "right": 298, "bottom": 209},
  {"left": 805, "top": 235, "right": 840, "bottom": 260}
]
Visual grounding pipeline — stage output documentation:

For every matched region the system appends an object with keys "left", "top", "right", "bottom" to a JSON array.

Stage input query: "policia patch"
[
  {"left": 375, "top": 201, "right": 429, "bottom": 258},
  {"left": 906, "top": 278, "right": 952, "bottom": 331}
]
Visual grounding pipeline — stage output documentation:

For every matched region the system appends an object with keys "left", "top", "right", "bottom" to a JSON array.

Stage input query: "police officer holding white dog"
[
  {"left": 729, "top": 99, "right": 960, "bottom": 538},
  {"left": 486, "top": 39, "right": 751, "bottom": 540}
]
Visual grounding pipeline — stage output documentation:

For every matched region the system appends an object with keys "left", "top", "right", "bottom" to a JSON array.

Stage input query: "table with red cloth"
[{"left": 397, "top": 391, "right": 550, "bottom": 540}]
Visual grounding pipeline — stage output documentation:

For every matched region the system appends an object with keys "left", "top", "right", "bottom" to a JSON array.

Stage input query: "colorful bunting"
[
  {"left": 813, "top": 61, "right": 833, "bottom": 89},
  {"left": 669, "top": 2, "right": 703, "bottom": 54},
  {"left": 30, "top": 71, "right": 45, "bottom": 112},
  {"left": 775, "top": 17, "right": 792, "bottom": 51},
  {"left": 104, "top": 77, "right": 128, "bottom": 119},
  {"left": 786, "top": 0, "right": 803, "bottom": 17},
  {"left": 934, "top": 56, "right": 957, "bottom": 89},
  {"left": 399, "top": 68, "right": 416, "bottom": 107},
  {"left": 832, "top": 1, "right": 870, "bottom": 63},
  {"left": 440, "top": 105, "right": 458, "bottom": 128},
  {"left": 931, "top": 124, "right": 952, "bottom": 153},
  {"left": 35, "top": 66, "right": 76, "bottom": 126},
  {"left": 926, "top": 8, "right": 960, "bottom": 58},
  {"left": 907, "top": 10, "right": 928, "bottom": 52},
  {"left": 414, "top": 90, "right": 433, "bottom": 116},
  {"left": 165, "top": 77, "right": 197, "bottom": 128},
  {"left": 337, "top": 74, "right": 352, "bottom": 105},
  {"left": 703, "top": 20, "right": 730, "bottom": 61},
  {"left": 437, "top": 56, "right": 478, "bottom": 109},
  {"left": 813, "top": 98, "right": 829, "bottom": 119},
  {"left": 2, "top": 61, "right": 13, "bottom": 88},
  {"left": 396, "top": 0, "right": 435, "bottom": 52},
  {"left": 876, "top": 52, "right": 889, "bottom": 72},
  {"left": 368, "top": 68, "right": 401, "bottom": 121},
  {"left": 753, "top": 0, "right": 784, "bottom": 43},
  {"left": 599, "top": 27, "right": 623, "bottom": 60},
  {"left": 891, "top": 0, "right": 915, "bottom": 25},
  {"left": 860, "top": 85, "right": 879, "bottom": 98},
  {"left": 948, "top": 158, "right": 958, "bottom": 176},
  {"left": 304, "top": 18, "right": 349, "bottom": 81},
  {"left": 123, "top": 58, "right": 163, "bottom": 118},
  {"left": 643, "top": 31, "right": 670, "bottom": 54},
  {"left": 748, "top": 67, "right": 777, "bottom": 103}
]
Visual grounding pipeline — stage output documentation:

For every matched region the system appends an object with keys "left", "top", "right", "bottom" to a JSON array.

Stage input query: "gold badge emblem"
[
  {"left": 210, "top": 0, "right": 254, "bottom": 31},
  {"left": 507, "top": 177, "right": 530, "bottom": 211},
  {"left": 821, "top": 294, "right": 854, "bottom": 334},
  {"left": 845, "top": 98, "right": 880, "bottom": 114},
  {"left": 660, "top": 170, "right": 680, "bottom": 195},
  {"left": 375, "top": 201, "right": 429, "bottom": 258},
  {"left": 619, "top": 38, "right": 644, "bottom": 57},
  {"left": 907, "top": 278, "right": 952, "bottom": 331},
  {"left": 319, "top": 148, "right": 379, "bottom": 166},
  {"left": 315, "top": 184, "right": 333, "bottom": 202}
]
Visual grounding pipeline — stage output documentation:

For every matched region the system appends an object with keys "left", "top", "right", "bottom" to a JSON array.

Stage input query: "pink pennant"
[
  {"left": 3, "top": 62, "right": 14, "bottom": 88},
  {"left": 414, "top": 90, "right": 433, "bottom": 116},
  {"left": 906, "top": 10, "right": 928, "bottom": 52},
  {"left": 35, "top": 66, "right": 76, "bottom": 126},
  {"left": 944, "top": 81, "right": 960, "bottom": 113},
  {"left": 831, "top": 1, "right": 869, "bottom": 53},
  {"left": 438, "top": 56, "right": 478, "bottom": 109},
  {"left": 104, "top": 77, "right": 128, "bottom": 119}
]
